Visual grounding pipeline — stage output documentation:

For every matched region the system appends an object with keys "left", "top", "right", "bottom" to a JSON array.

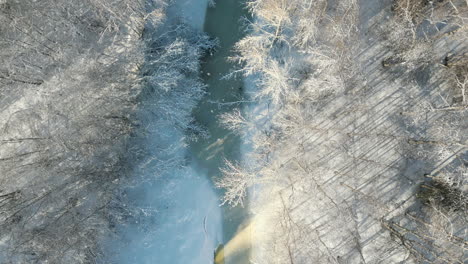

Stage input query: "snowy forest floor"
[
  {"left": 0, "top": 0, "right": 221, "bottom": 263},
  {"left": 219, "top": 0, "right": 468, "bottom": 263}
]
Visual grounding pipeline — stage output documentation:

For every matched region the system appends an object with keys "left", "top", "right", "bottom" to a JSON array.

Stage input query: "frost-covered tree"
[
  {"left": 215, "top": 159, "right": 256, "bottom": 207},
  {"left": 0, "top": 0, "right": 213, "bottom": 263},
  {"left": 218, "top": 0, "right": 467, "bottom": 263}
]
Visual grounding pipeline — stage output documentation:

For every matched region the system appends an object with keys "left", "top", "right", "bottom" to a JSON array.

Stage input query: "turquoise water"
[
  {"left": 103, "top": 1, "right": 250, "bottom": 263},
  {"left": 191, "top": 1, "right": 251, "bottom": 262}
]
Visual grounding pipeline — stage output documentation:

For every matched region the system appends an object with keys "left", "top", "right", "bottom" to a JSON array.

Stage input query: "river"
[
  {"left": 104, "top": 1, "right": 250, "bottom": 263},
  {"left": 192, "top": 0, "right": 251, "bottom": 263}
]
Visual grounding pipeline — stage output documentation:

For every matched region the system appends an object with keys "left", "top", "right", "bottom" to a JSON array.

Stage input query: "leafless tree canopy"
[
  {"left": 0, "top": 0, "right": 213, "bottom": 263},
  {"left": 219, "top": 0, "right": 467, "bottom": 263}
]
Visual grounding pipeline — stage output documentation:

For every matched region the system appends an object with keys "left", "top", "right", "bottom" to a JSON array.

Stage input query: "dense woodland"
[
  {"left": 219, "top": 0, "right": 467, "bottom": 263},
  {"left": 0, "top": 0, "right": 466, "bottom": 263},
  {"left": 0, "top": 0, "right": 212, "bottom": 262}
]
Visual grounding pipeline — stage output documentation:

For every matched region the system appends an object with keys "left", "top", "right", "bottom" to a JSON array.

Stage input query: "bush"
[{"left": 417, "top": 176, "right": 467, "bottom": 211}]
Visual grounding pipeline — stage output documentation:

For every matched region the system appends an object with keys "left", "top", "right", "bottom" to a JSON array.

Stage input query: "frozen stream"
[{"left": 105, "top": 1, "right": 250, "bottom": 263}]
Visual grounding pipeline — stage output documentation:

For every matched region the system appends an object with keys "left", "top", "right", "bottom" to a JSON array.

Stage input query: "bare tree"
[
  {"left": 218, "top": 0, "right": 467, "bottom": 263},
  {"left": 215, "top": 159, "right": 257, "bottom": 207},
  {"left": 0, "top": 0, "right": 214, "bottom": 263}
]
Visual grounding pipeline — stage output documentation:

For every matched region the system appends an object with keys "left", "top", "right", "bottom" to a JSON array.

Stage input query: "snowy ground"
[
  {"left": 167, "top": 0, "right": 208, "bottom": 30},
  {"left": 104, "top": 1, "right": 227, "bottom": 263},
  {"left": 106, "top": 160, "right": 223, "bottom": 264},
  {"left": 238, "top": 0, "right": 467, "bottom": 263}
]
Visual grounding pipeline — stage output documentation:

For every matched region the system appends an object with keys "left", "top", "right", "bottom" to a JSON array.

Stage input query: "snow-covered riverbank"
[
  {"left": 104, "top": 1, "right": 257, "bottom": 263},
  {"left": 103, "top": 0, "right": 227, "bottom": 263},
  {"left": 168, "top": 0, "right": 208, "bottom": 30}
]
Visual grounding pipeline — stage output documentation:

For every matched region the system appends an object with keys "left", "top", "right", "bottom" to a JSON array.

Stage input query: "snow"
[
  {"left": 107, "top": 111, "right": 223, "bottom": 263},
  {"left": 239, "top": 0, "right": 467, "bottom": 262},
  {"left": 167, "top": 0, "right": 209, "bottom": 30},
  {"left": 242, "top": 75, "right": 279, "bottom": 264},
  {"left": 107, "top": 164, "right": 222, "bottom": 264},
  {"left": 104, "top": 1, "right": 225, "bottom": 263}
]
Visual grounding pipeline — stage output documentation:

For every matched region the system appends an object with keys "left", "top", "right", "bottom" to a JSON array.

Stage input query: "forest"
[
  {"left": 0, "top": 0, "right": 213, "bottom": 262},
  {"left": 218, "top": 0, "right": 467, "bottom": 263},
  {"left": 0, "top": 0, "right": 467, "bottom": 263}
]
